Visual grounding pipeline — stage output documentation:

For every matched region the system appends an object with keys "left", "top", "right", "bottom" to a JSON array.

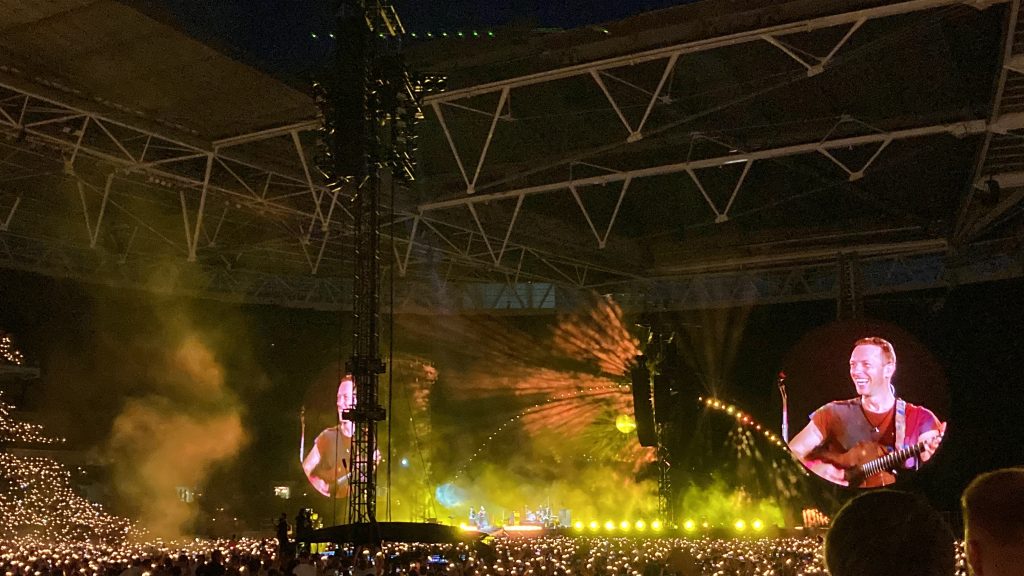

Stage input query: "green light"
[
  {"left": 441, "top": 32, "right": 448, "bottom": 37},
  {"left": 573, "top": 521, "right": 584, "bottom": 531},
  {"left": 472, "top": 31, "right": 479, "bottom": 37},
  {"left": 752, "top": 519, "right": 764, "bottom": 531},
  {"left": 457, "top": 31, "right": 464, "bottom": 37},
  {"left": 604, "top": 520, "right": 616, "bottom": 531},
  {"left": 588, "top": 521, "right": 599, "bottom": 531},
  {"left": 734, "top": 519, "right": 746, "bottom": 532},
  {"left": 651, "top": 520, "right": 663, "bottom": 531},
  {"left": 635, "top": 520, "right": 646, "bottom": 531},
  {"left": 683, "top": 519, "right": 696, "bottom": 532},
  {"left": 487, "top": 31, "right": 495, "bottom": 37}
]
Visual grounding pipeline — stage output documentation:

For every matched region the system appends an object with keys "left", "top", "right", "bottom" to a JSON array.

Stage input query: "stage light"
[
  {"left": 604, "top": 521, "right": 616, "bottom": 531},
  {"left": 588, "top": 521, "right": 599, "bottom": 531},
  {"left": 619, "top": 521, "right": 631, "bottom": 531},
  {"left": 683, "top": 519, "right": 696, "bottom": 532},
  {"left": 651, "top": 520, "right": 663, "bottom": 531},
  {"left": 573, "top": 521, "right": 584, "bottom": 531},
  {"left": 615, "top": 415, "right": 637, "bottom": 434},
  {"left": 734, "top": 520, "right": 746, "bottom": 532},
  {"left": 634, "top": 520, "right": 646, "bottom": 531},
  {"left": 400, "top": 458, "right": 410, "bottom": 467},
  {"left": 752, "top": 519, "right": 764, "bottom": 531}
]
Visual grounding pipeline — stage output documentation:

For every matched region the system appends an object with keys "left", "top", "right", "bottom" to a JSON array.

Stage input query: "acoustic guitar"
[{"left": 820, "top": 439, "right": 934, "bottom": 488}]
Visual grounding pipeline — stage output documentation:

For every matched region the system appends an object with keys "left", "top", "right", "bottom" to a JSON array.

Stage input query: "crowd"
[
  {"left": 0, "top": 535, "right": 828, "bottom": 576},
  {"left": 0, "top": 461, "right": 1021, "bottom": 576}
]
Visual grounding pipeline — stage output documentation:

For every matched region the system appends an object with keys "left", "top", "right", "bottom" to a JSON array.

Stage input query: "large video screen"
[
  {"left": 781, "top": 320, "right": 949, "bottom": 488},
  {"left": 302, "top": 375, "right": 355, "bottom": 498}
]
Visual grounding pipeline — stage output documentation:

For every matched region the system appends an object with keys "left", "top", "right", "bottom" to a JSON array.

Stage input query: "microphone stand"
[{"left": 778, "top": 372, "right": 789, "bottom": 443}]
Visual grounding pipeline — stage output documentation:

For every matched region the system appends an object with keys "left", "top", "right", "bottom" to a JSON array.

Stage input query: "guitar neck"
[{"left": 859, "top": 441, "right": 926, "bottom": 478}]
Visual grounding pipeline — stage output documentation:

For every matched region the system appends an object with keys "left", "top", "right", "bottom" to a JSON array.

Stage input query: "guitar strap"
[{"left": 895, "top": 397, "right": 907, "bottom": 451}]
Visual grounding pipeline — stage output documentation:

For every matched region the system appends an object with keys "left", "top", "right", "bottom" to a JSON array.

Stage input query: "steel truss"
[
  {"left": 413, "top": 0, "right": 1020, "bottom": 285},
  {"left": 0, "top": 71, "right": 663, "bottom": 293},
  {"left": 3, "top": 226, "right": 1018, "bottom": 312},
  {"left": 423, "top": 0, "right": 1010, "bottom": 193},
  {"left": 1, "top": 0, "right": 1021, "bottom": 312},
  {"left": 955, "top": 0, "right": 1024, "bottom": 242},
  {"left": 0, "top": 72, "right": 632, "bottom": 295}
]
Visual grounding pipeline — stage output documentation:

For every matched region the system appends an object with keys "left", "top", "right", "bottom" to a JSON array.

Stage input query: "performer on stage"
[
  {"left": 302, "top": 376, "right": 355, "bottom": 497},
  {"left": 788, "top": 337, "right": 944, "bottom": 487}
]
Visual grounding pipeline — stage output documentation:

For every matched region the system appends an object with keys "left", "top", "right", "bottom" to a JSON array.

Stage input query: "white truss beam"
[
  {"left": 212, "top": 120, "right": 321, "bottom": 149},
  {"left": 762, "top": 18, "right": 866, "bottom": 77},
  {"left": 955, "top": 0, "right": 1024, "bottom": 242},
  {"left": 590, "top": 53, "right": 679, "bottom": 142},
  {"left": 571, "top": 176, "right": 632, "bottom": 248},
  {"left": 424, "top": 0, "right": 1005, "bottom": 105},
  {"left": 431, "top": 87, "right": 510, "bottom": 194},
  {"left": 408, "top": 214, "right": 641, "bottom": 285},
  {"left": 0, "top": 194, "right": 20, "bottom": 231},
  {"left": 0, "top": 76, "right": 330, "bottom": 221},
  {"left": 78, "top": 173, "right": 113, "bottom": 248},
  {"left": 179, "top": 153, "right": 213, "bottom": 262},
  {"left": 421, "top": 120, "right": 992, "bottom": 213}
]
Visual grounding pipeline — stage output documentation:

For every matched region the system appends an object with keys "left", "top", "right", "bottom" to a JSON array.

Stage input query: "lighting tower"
[{"left": 319, "top": 0, "right": 415, "bottom": 526}]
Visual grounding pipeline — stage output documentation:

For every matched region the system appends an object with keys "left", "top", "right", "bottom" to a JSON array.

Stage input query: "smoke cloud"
[{"left": 104, "top": 330, "right": 248, "bottom": 538}]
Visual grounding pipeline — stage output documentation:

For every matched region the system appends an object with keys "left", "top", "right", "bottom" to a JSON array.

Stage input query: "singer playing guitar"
[{"left": 788, "top": 337, "right": 945, "bottom": 487}]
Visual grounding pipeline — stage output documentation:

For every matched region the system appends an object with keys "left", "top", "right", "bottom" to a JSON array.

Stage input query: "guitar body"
[{"left": 816, "top": 442, "right": 897, "bottom": 488}]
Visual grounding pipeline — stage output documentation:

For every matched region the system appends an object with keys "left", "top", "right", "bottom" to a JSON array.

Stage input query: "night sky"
[{"left": 125, "top": 0, "right": 700, "bottom": 82}]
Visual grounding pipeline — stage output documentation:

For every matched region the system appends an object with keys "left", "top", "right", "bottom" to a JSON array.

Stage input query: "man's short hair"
[
  {"left": 962, "top": 467, "right": 1024, "bottom": 545},
  {"left": 854, "top": 337, "right": 896, "bottom": 365},
  {"left": 825, "top": 490, "right": 954, "bottom": 576}
]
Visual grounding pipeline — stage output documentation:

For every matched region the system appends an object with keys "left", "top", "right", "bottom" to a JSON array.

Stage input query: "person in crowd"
[
  {"left": 824, "top": 490, "right": 955, "bottom": 576},
  {"left": 291, "top": 553, "right": 317, "bottom": 576},
  {"left": 961, "top": 467, "right": 1024, "bottom": 576},
  {"left": 276, "top": 513, "right": 291, "bottom": 559}
]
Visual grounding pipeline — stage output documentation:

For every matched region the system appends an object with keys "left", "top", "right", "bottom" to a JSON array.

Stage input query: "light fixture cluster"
[
  {"left": 1, "top": 333, "right": 25, "bottom": 366},
  {"left": 308, "top": 30, "right": 500, "bottom": 40},
  {"left": 572, "top": 519, "right": 665, "bottom": 533},
  {"left": 700, "top": 397, "right": 787, "bottom": 448}
]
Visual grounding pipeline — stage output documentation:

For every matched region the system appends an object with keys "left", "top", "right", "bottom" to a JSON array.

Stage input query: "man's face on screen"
[
  {"left": 337, "top": 377, "right": 355, "bottom": 417},
  {"left": 849, "top": 344, "right": 893, "bottom": 397}
]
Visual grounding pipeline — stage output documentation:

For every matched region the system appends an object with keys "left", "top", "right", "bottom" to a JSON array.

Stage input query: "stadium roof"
[{"left": 0, "top": 0, "right": 1021, "bottom": 312}]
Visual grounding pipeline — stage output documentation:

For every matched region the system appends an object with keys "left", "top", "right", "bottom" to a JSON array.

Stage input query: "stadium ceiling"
[{"left": 0, "top": 0, "right": 1022, "bottom": 313}]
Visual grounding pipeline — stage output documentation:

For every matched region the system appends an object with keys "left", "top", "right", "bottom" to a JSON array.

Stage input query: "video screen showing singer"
[
  {"left": 302, "top": 376, "right": 355, "bottom": 498},
  {"left": 788, "top": 337, "right": 945, "bottom": 487}
]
